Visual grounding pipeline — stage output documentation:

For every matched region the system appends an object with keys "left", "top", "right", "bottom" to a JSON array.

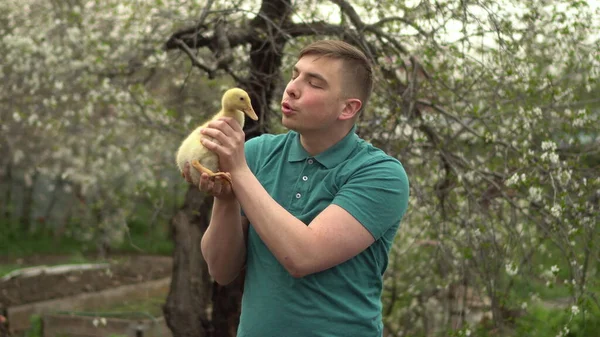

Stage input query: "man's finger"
[
  {"left": 201, "top": 128, "right": 233, "bottom": 150},
  {"left": 218, "top": 117, "right": 243, "bottom": 133},
  {"left": 207, "top": 177, "right": 216, "bottom": 192},
  {"left": 207, "top": 118, "right": 236, "bottom": 134},
  {"left": 200, "top": 137, "right": 221, "bottom": 153},
  {"left": 213, "top": 177, "right": 222, "bottom": 195},
  {"left": 199, "top": 173, "right": 209, "bottom": 191},
  {"left": 183, "top": 162, "right": 193, "bottom": 184}
]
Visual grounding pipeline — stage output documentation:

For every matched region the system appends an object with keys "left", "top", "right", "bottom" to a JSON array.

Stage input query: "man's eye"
[{"left": 309, "top": 82, "right": 321, "bottom": 88}]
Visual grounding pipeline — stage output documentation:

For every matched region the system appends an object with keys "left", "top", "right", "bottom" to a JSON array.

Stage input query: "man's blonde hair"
[{"left": 299, "top": 40, "right": 373, "bottom": 113}]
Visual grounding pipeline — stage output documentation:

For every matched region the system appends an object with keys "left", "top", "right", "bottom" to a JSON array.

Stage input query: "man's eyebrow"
[{"left": 292, "top": 66, "right": 328, "bottom": 84}]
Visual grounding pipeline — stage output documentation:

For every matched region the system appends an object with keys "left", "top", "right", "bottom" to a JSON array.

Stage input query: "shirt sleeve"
[{"left": 331, "top": 156, "right": 410, "bottom": 240}]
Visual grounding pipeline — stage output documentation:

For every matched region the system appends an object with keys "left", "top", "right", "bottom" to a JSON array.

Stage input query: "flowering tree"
[
  {"left": 1, "top": 0, "right": 598, "bottom": 336},
  {"left": 0, "top": 0, "right": 199, "bottom": 251}
]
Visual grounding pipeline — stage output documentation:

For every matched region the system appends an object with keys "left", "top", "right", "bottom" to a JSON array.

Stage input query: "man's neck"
[{"left": 298, "top": 124, "right": 354, "bottom": 157}]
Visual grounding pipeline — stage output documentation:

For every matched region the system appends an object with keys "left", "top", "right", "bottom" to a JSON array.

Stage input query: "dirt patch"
[{"left": 0, "top": 255, "right": 172, "bottom": 309}]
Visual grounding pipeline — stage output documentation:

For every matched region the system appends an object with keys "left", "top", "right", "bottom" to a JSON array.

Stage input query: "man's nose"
[{"left": 285, "top": 80, "right": 299, "bottom": 98}]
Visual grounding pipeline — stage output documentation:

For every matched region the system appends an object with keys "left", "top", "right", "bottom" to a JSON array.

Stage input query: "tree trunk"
[
  {"left": 20, "top": 170, "right": 38, "bottom": 233},
  {"left": 210, "top": 270, "right": 246, "bottom": 337},
  {"left": 163, "top": 187, "right": 213, "bottom": 337},
  {"left": 2, "top": 162, "right": 12, "bottom": 226},
  {"left": 41, "top": 175, "right": 63, "bottom": 233}
]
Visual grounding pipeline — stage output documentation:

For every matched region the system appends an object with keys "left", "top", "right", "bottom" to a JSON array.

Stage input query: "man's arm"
[
  {"left": 232, "top": 167, "right": 374, "bottom": 278},
  {"left": 200, "top": 195, "right": 249, "bottom": 285}
]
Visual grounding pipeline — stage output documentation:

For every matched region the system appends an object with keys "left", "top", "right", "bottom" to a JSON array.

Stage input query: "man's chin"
[{"left": 281, "top": 117, "right": 296, "bottom": 131}]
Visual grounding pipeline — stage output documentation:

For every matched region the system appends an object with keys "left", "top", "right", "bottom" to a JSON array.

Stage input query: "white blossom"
[
  {"left": 571, "top": 305, "right": 580, "bottom": 315},
  {"left": 558, "top": 169, "right": 572, "bottom": 185},
  {"left": 551, "top": 204, "right": 562, "bottom": 218},
  {"left": 506, "top": 173, "right": 520, "bottom": 186},
  {"left": 541, "top": 152, "right": 560, "bottom": 164},
  {"left": 541, "top": 141, "right": 557, "bottom": 151},
  {"left": 27, "top": 113, "right": 38, "bottom": 125},
  {"left": 557, "top": 326, "right": 570, "bottom": 337},
  {"left": 528, "top": 187, "right": 543, "bottom": 203},
  {"left": 505, "top": 262, "right": 519, "bottom": 276},
  {"left": 13, "top": 149, "right": 24, "bottom": 164}
]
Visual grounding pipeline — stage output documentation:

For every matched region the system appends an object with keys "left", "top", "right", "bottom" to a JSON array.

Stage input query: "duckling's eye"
[{"left": 240, "top": 97, "right": 244, "bottom": 101}]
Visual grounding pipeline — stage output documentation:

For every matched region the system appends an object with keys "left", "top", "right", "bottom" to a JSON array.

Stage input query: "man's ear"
[{"left": 338, "top": 98, "right": 362, "bottom": 121}]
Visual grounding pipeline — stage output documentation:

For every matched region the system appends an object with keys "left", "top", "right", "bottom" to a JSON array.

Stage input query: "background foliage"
[{"left": 1, "top": 0, "right": 598, "bottom": 336}]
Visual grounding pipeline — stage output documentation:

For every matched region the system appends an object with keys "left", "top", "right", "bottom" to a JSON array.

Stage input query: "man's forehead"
[{"left": 294, "top": 55, "right": 342, "bottom": 77}]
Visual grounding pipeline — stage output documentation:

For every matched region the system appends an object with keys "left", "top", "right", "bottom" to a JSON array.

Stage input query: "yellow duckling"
[{"left": 176, "top": 88, "right": 258, "bottom": 186}]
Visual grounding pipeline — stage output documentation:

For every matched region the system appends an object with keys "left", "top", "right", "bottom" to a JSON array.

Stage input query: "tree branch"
[
  {"left": 330, "top": 0, "right": 412, "bottom": 56},
  {"left": 368, "top": 16, "right": 431, "bottom": 38},
  {"left": 329, "top": 0, "right": 365, "bottom": 30},
  {"left": 285, "top": 21, "right": 348, "bottom": 37},
  {"left": 198, "top": 0, "right": 216, "bottom": 27},
  {"left": 172, "top": 38, "right": 216, "bottom": 78},
  {"left": 165, "top": 26, "right": 252, "bottom": 51}
]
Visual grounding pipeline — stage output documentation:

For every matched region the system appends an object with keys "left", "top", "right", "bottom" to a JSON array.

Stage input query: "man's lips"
[{"left": 281, "top": 102, "right": 295, "bottom": 115}]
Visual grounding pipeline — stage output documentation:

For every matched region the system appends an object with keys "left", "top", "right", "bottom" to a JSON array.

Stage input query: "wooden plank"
[{"left": 7, "top": 277, "right": 170, "bottom": 333}]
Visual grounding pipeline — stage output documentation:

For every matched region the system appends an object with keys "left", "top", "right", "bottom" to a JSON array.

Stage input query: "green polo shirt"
[{"left": 237, "top": 127, "right": 409, "bottom": 337}]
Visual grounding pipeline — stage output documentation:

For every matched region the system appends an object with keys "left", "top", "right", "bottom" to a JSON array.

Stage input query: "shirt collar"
[{"left": 287, "top": 125, "right": 359, "bottom": 169}]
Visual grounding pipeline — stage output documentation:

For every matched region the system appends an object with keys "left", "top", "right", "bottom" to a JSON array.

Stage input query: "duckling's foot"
[
  {"left": 212, "top": 172, "right": 233, "bottom": 185},
  {"left": 191, "top": 160, "right": 233, "bottom": 185}
]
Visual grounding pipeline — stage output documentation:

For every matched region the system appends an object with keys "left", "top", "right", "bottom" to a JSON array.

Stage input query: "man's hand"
[
  {"left": 183, "top": 162, "right": 234, "bottom": 200},
  {"left": 199, "top": 117, "right": 248, "bottom": 175}
]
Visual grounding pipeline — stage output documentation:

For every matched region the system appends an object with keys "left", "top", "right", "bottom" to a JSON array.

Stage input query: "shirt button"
[
  {"left": 295, "top": 193, "right": 301, "bottom": 199},
  {"left": 308, "top": 159, "right": 314, "bottom": 164},
  {"left": 302, "top": 176, "right": 308, "bottom": 181}
]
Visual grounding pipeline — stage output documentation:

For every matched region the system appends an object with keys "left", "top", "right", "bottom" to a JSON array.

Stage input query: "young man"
[{"left": 186, "top": 40, "right": 409, "bottom": 337}]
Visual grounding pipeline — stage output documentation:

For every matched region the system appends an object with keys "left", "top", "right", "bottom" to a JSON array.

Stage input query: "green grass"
[
  {"left": 0, "top": 224, "right": 173, "bottom": 259},
  {"left": 1, "top": 195, "right": 176, "bottom": 259},
  {"left": 23, "top": 315, "right": 42, "bottom": 337},
  {"left": 0, "top": 231, "right": 85, "bottom": 257}
]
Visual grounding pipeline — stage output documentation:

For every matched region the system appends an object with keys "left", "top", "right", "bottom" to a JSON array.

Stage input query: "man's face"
[{"left": 281, "top": 54, "right": 346, "bottom": 133}]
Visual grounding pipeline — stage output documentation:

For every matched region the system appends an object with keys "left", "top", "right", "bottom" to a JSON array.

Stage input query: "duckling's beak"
[{"left": 244, "top": 105, "right": 259, "bottom": 121}]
